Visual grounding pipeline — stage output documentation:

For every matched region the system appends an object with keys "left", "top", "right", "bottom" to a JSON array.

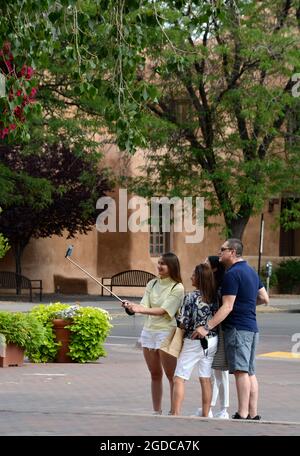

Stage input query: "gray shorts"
[{"left": 223, "top": 327, "right": 259, "bottom": 375}]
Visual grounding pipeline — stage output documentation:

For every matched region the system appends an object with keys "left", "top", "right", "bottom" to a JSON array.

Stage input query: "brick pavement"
[
  {"left": 0, "top": 342, "right": 299, "bottom": 435},
  {"left": 0, "top": 296, "right": 300, "bottom": 436}
]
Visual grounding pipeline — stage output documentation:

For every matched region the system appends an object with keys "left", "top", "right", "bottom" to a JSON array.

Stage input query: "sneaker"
[
  {"left": 232, "top": 412, "right": 248, "bottom": 420},
  {"left": 214, "top": 409, "right": 229, "bottom": 419},
  {"left": 152, "top": 410, "right": 162, "bottom": 416},
  {"left": 194, "top": 408, "right": 213, "bottom": 418},
  {"left": 247, "top": 414, "right": 261, "bottom": 421}
]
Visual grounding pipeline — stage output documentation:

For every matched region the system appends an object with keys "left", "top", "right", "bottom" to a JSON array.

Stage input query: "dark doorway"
[{"left": 279, "top": 198, "right": 300, "bottom": 256}]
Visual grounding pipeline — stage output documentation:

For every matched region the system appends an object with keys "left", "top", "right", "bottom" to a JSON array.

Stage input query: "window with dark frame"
[{"left": 149, "top": 205, "right": 172, "bottom": 256}]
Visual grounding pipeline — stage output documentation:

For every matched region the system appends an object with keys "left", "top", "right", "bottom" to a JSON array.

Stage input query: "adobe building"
[{"left": 0, "top": 143, "right": 299, "bottom": 297}]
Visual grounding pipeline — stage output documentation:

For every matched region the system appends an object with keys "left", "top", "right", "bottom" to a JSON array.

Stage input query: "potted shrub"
[
  {"left": 52, "top": 308, "right": 75, "bottom": 363},
  {"left": 0, "top": 311, "right": 46, "bottom": 367},
  {"left": 0, "top": 333, "right": 6, "bottom": 360},
  {"left": 28, "top": 303, "right": 113, "bottom": 363},
  {"left": 27, "top": 302, "right": 71, "bottom": 362}
]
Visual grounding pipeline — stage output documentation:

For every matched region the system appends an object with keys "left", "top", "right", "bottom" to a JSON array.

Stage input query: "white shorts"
[
  {"left": 140, "top": 328, "right": 171, "bottom": 350},
  {"left": 175, "top": 336, "right": 218, "bottom": 380}
]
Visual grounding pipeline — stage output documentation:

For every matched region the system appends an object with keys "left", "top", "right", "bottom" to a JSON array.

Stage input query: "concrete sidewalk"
[
  {"left": 0, "top": 348, "right": 299, "bottom": 436},
  {"left": 0, "top": 334, "right": 300, "bottom": 435}
]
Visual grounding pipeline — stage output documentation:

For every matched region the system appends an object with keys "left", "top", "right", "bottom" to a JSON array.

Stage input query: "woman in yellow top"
[{"left": 123, "top": 252, "right": 184, "bottom": 415}]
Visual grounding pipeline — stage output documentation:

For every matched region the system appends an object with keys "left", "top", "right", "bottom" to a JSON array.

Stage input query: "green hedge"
[{"left": 276, "top": 259, "right": 300, "bottom": 294}]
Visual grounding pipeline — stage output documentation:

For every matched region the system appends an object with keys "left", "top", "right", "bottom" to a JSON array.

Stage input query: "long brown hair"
[
  {"left": 194, "top": 263, "right": 216, "bottom": 303},
  {"left": 162, "top": 252, "right": 182, "bottom": 283}
]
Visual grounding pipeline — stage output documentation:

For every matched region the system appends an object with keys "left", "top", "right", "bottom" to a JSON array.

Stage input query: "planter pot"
[
  {"left": 52, "top": 319, "right": 74, "bottom": 363},
  {"left": 0, "top": 343, "right": 25, "bottom": 367}
]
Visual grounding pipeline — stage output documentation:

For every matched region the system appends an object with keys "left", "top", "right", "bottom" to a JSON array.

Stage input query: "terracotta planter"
[
  {"left": 0, "top": 343, "right": 25, "bottom": 367},
  {"left": 52, "top": 319, "right": 74, "bottom": 363}
]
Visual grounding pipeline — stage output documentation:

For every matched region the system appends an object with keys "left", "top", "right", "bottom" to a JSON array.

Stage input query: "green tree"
[
  {"left": 0, "top": 143, "right": 110, "bottom": 280},
  {"left": 0, "top": 233, "right": 9, "bottom": 259},
  {"left": 1, "top": 2, "right": 112, "bottom": 283},
  {"left": 0, "top": 0, "right": 148, "bottom": 149},
  {"left": 0, "top": 208, "right": 10, "bottom": 260},
  {"left": 119, "top": 0, "right": 300, "bottom": 238},
  {"left": 1, "top": 1, "right": 300, "bottom": 239},
  {"left": 279, "top": 99, "right": 300, "bottom": 230}
]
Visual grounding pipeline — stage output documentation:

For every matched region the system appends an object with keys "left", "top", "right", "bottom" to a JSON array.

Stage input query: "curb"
[
  {"left": 0, "top": 408, "right": 298, "bottom": 426},
  {"left": 256, "top": 306, "right": 285, "bottom": 313},
  {"left": 270, "top": 294, "right": 300, "bottom": 299}
]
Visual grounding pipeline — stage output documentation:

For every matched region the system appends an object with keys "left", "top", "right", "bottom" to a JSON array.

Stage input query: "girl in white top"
[{"left": 123, "top": 252, "right": 184, "bottom": 415}]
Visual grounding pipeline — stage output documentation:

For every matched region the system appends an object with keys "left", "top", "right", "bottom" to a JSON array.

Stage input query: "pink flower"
[
  {"left": 29, "top": 87, "right": 37, "bottom": 98},
  {"left": 14, "top": 106, "right": 23, "bottom": 119},
  {"left": 16, "top": 89, "right": 22, "bottom": 97},
  {"left": 0, "top": 128, "right": 9, "bottom": 139},
  {"left": 20, "top": 65, "right": 27, "bottom": 76},
  {"left": 19, "top": 65, "right": 34, "bottom": 79},
  {"left": 9, "top": 124, "right": 16, "bottom": 131},
  {"left": 22, "top": 95, "right": 29, "bottom": 105},
  {"left": 26, "top": 66, "right": 34, "bottom": 79}
]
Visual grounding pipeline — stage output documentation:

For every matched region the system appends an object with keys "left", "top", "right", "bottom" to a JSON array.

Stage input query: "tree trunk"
[
  {"left": 229, "top": 216, "right": 250, "bottom": 240},
  {"left": 12, "top": 240, "right": 28, "bottom": 294}
]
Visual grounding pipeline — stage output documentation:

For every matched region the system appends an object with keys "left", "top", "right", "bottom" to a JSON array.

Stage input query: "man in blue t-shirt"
[{"left": 192, "top": 238, "right": 269, "bottom": 421}]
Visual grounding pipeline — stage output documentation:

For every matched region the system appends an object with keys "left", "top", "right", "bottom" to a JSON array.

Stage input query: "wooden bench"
[
  {"left": 0, "top": 271, "right": 42, "bottom": 302},
  {"left": 101, "top": 270, "right": 156, "bottom": 296}
]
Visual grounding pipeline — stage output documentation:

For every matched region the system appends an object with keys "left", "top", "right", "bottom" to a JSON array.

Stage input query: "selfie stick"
[{"left": 64, "top": 245, "right": 134, "bottom": 315}]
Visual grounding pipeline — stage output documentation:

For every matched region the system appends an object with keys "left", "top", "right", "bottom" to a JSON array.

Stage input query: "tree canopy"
[
  {"left": 0, "top": 143, "right": 110, "bottom": 276},
  {"left": 120, "top": 0, "right": 300, "bottom": 238},
  {"left": 1, "top": 0, "right": 300, "bottom": 239}
]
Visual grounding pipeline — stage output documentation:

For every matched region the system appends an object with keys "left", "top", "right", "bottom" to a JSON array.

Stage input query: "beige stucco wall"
[
  {"left": 0, "top": 140, "right": 288, "bottom": 296},
  {"left": 95, "top": 197, "right": 282, "bottom": 296},
  {"left": 0, "top": 207, "right": 285, "bottom": 296},
  {"left": 0, "top": 230, "right": 99, "bottom": 294}
]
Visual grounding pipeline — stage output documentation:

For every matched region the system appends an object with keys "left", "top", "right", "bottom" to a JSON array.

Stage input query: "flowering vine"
[{"left": 0, "top": 41, "right": 37, "bottom": 141}]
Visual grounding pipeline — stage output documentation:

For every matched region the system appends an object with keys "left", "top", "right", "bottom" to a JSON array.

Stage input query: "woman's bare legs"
[
  {"left": 143, "top": 348, "right": 163, "bottom": 412},
  {"left": 199, "top": 377, "right": 213, "bottom": 416},
  {"left": 172, "top": 376, "right": 185, "bottom": 415},
  {"left": 159, "top": 350, "right": 177, "bottom": 413}
]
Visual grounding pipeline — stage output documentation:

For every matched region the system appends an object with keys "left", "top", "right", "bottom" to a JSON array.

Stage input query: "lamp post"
[{"left": 258, "top": 213, "right": 264, "bottom": 275}]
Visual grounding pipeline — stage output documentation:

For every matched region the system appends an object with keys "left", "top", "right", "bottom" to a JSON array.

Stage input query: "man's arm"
[
  {"left": 257, "top": 287, "right": 269, "bottom": 306},
  {"left": 191, "top": 295, "right": 235, "bottom": 339}
]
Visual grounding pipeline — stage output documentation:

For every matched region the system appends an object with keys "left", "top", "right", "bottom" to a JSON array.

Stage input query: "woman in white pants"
[
  {"left": 195, "top": 256, "right": 229, "bottom": 419},
  {"left": 172, "top": 263, "right": 218, "bottom": 417}
]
